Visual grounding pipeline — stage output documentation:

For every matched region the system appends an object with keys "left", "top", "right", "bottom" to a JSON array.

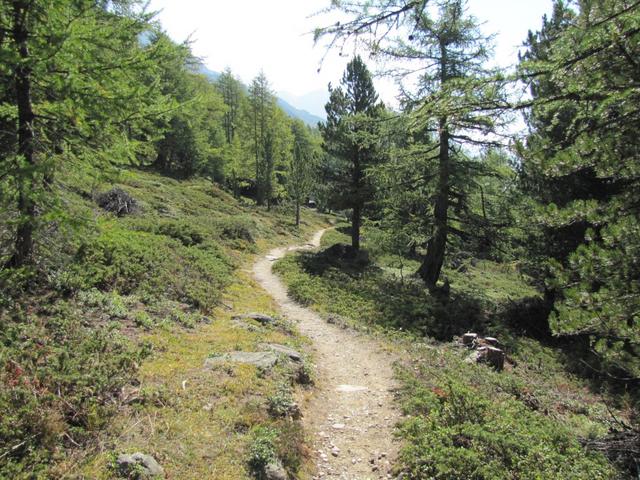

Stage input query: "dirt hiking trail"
[{"left": 253, "top": 229, "right": 400, "bottom": 480}]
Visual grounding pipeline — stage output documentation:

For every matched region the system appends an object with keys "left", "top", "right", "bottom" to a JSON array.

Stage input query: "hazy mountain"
[
  {"left": 278, "top": 90, "right": 329, "bottom": 121},
  {"left": 275, "top": 98, "right": 323, "bottom": 127},
  {"left": 198, "top": 66, "right": 323, "bottom": 127}
]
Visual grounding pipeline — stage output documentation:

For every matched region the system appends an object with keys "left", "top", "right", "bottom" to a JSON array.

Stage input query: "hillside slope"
[{"left": 0, "top": 165, "right": 329, "bottom": 479}]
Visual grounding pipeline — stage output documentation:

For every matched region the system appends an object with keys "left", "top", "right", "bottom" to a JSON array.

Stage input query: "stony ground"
[{"left": 253, "top": 230, "right": 401, "bottom": 480}]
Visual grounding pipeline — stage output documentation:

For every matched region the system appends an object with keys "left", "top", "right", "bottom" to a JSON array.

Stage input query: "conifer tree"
[
  {"left": 518, "top": 0, "right": 640, "bottom": 378},
  {"left": 320, "top": 55, "right": 383, "bottom": 250},
  {"left": 217, "top": 67, "right": 243, "bottom": 144},
  {"left": 0, "top": 0, "right": 167, "bottom": 267},
  {"left": 316, "top": 0, "right": 507, "bottom": 286},
  {"left": 289, "top": 120, "right": 318, "bottom": 226},
  {"left": 248, "top": 71, "right": 276, "bottom": 206}
]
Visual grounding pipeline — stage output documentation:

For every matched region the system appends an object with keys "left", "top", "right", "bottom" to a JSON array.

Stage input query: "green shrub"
[
  {"left": 133, "top": 310, "right": 154, "bottom": 330},
  {"left": 267, "top": 388, "right": 297, "bottom": 418},
  {"left": 213, "top": 216, "right": 256, "bottom": 243},
  {"left": 397, "top": 379, "right": 616, "bottom": 480},
  {"left": 248, "top": 426, "right": 278, "bottom": 477},
  {"left": 0, "top": 303, "right": 146, "bottom": 477},
  {"left": 155, "top": 220, "right": 205, "bottom": 246},
  {"left": 60, "top": 224, "right": 232, "bottom": 310}
]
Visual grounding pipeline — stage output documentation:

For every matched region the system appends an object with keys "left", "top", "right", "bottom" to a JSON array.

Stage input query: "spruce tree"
[
  {"left": 518, "top": 0, "right": 640, "bottom": 378},
  {"left": 320, "top": 55, "right": 383, "bottom": 250}
]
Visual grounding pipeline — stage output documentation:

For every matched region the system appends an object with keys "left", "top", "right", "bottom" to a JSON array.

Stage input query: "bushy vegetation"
[
  {"left": 0, "top": 303, "right": 148, "bottom": 477},
  {"left": 2, "top": 0, "right": 639, "bottom": 477},
  {"left": 0, "top": 166, "right": 327, "bottom": 478},
  {"left": 397, "top": 372, "right": 614, "bottom": 479},
  {"left": 275, "top": 225, "right": 631, "bottom": 478}
]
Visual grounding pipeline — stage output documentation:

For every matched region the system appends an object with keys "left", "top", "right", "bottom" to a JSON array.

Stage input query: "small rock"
[
  {"left": 331, "top": 423, "right": 345, "bottom": 430},
  {"left": 116, "top": 452, "right": 164, "bottom": 478},
  {"left": 331, "top": 447, "right": 340, "bottom": 457},
  {"left": 232, "top": 312, "right": 276, "bottom": 325},
  {"left": 264, "top": 461, "right": 287, "bottom": 480},
  {"left": 259, "top": 343, "right": 302, "bottom": 361},
  {"left": 203, "top": 351, "right": 278, "bottom": 370},
  {"left": 462, "top": 332, "right": 478, "bottom": 346}
]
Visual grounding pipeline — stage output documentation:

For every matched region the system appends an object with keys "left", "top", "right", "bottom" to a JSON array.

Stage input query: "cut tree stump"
[
  {"left": 462, "top": 333, "right": 478, "bottom": 346},
  {"left": 486, "top": 346, "right": 505, "bottom": 371}
]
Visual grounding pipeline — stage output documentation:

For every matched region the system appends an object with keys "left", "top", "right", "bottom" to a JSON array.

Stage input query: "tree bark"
[
  {"left": 351, "top": 145, "right": 362, "bottom": 251},
  {"left": 9, "top": 1, "right": 36, "bottom": 267},
  {"left": 295, "top": 199, "right": 300, "bottom": 226},
  {"left": 352, "top": 203, "right": 361, "bottom": 250},
  {"left": 418, "top": 117, "right": 450, "bottom": 288},
  {"left": 418, "top": 39, "right": 451, "bottom": 289}
]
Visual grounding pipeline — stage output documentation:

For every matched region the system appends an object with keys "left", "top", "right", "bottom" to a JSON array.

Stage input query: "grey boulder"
[
  {"left": 116, "top": 452, "right": 164, "bottom": 478},
  {"left": 203, "top": 351, "right": 278, "bottom": 370},
  {"left": 232, "top": 312, "right": 277, "bottom": 325},
  {"left": 259, "top": 343, "right": 302, "bottom": 362},
  {"left": 264, "top": 461, "right": 288, "bottom": 480}
]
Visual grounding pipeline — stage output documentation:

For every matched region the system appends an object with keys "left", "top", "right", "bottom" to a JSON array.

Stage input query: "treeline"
[
  {"left": 0, "top": 0, "right": 320, "bottom": 270},
  {"left": 314, "top": 0, "right": 640, "bottom": 384}
]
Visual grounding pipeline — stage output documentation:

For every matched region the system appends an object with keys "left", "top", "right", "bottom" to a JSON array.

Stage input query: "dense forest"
[{"left": 0, "top": 0, "right": 638, "bottom": 479}]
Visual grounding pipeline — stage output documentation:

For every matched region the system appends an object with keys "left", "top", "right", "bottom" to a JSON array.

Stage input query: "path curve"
[{"left": 253, "top": 229, "right": 400, "bottom": 480}]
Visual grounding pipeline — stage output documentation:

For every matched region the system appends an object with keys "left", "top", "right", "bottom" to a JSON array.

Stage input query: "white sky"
[{"left": 148, "top": 0, "right": 553, "bottom": 111}]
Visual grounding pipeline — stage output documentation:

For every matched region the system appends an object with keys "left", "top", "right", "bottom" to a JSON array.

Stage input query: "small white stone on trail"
[
  {"left": 336, "top": 384, "right": 368, "bottom": 392},
  {"left": 266, "top": 255, "right": 278, "bottom": 261},
  {"left": 332, "top": 423, "right": 346, "bottom": 429}
]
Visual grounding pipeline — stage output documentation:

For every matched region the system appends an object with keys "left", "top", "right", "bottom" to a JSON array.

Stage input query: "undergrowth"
[
  {"left": 0, "top": 165, "right": 328, "bottom": 478},
  {"left": 274, "top": 226, "right": 628, "bottom": 479}
]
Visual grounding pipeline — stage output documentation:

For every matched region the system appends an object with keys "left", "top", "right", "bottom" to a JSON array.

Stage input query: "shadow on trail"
[{"left": 294, "top": 246, "right": 487, "bottom": 341}]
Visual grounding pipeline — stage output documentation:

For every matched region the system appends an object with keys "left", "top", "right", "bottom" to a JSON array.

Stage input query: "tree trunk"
[
  {"left": 418, "top": 117, "right": 450, "bottom": 288},
  {"left": 154, "top": 150, "right": 167, "bottom": 172},
  {"left": 351, "top": 145, "right": 362, "bottom": 251},
  {"left": 9, "top": 1, "right": 36, "bottom": 268},
  {"left": 352, "top": 203, "right": 361, "bottom": 250},
  {"left": 418, "top": 40, "right": 450, "bottom": 289},
  {"left": 295, "top": 199, "right": 300, "bottom": 226}
]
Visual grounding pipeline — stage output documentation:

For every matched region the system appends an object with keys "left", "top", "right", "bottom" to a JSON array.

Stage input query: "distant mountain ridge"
[
  {"left": 199, "top": 66, "right": 324, "bottom": 127},
  {"left": 278, "top": 90, "right": 328, "bottom": 121}
]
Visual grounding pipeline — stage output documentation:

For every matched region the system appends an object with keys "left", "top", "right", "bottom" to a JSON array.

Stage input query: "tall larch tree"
[
  {"left": 289, "top": 119, "right": 318, "bottom": 226},
  {"left": 248, "top": 71, "right": 276, "bottom": 206},
  {"left": 0, "top": 0, "right": 167, "bottom": 268}
]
